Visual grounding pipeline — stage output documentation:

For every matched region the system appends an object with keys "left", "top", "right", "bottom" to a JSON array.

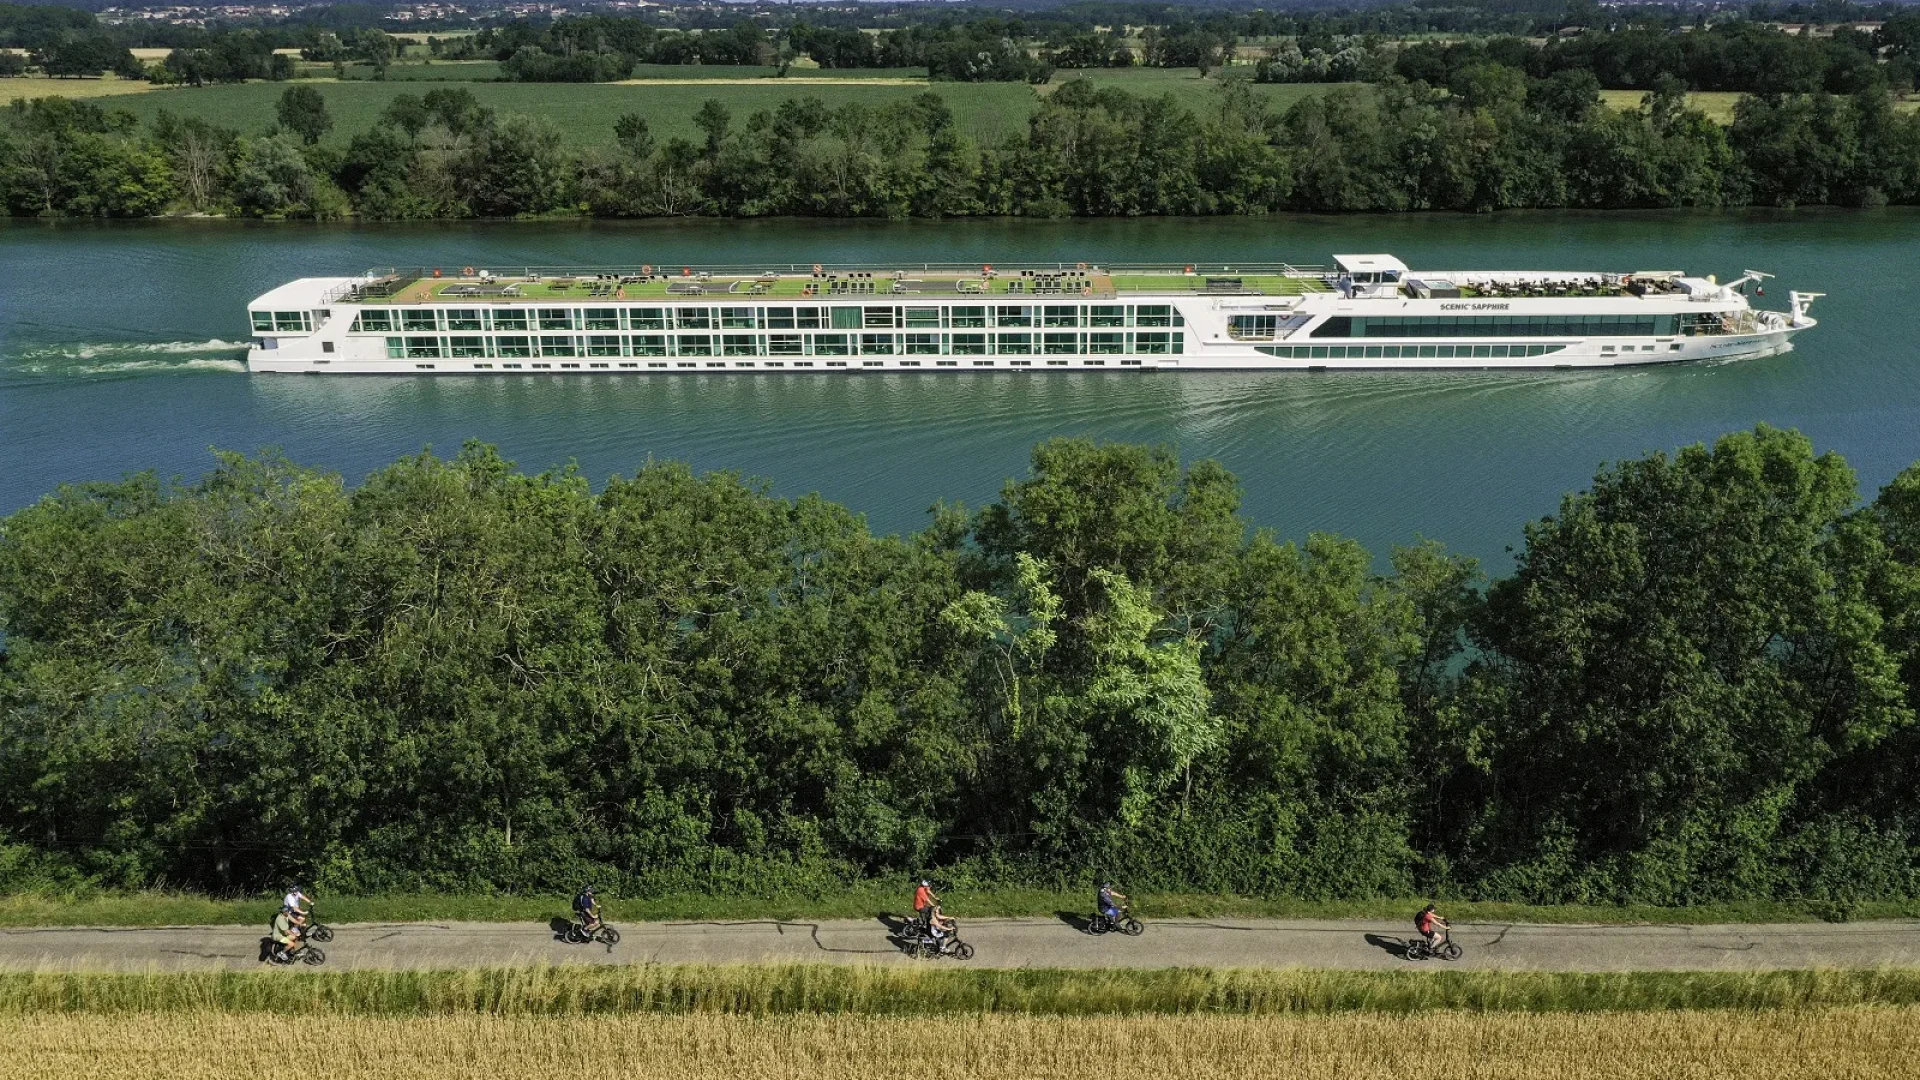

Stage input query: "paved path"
[{"left": 3, "top": 917, "right": 1919, "bottom": 972}]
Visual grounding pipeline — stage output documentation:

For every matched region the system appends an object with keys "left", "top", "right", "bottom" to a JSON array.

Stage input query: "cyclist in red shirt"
[
  {"left": 1416, "top": 903, "right": 1450, "bottom": 950},
  {"left": 912, "top": 880, "right": 938, "bottom": 928}
]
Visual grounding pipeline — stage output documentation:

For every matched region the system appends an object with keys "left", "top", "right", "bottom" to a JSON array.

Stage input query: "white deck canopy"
[{"left": 1332, "top": 254, "right": 1410, "bottom": 282}]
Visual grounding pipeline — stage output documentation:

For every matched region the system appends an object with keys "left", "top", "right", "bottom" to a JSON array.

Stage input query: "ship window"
[
  {"left": 767, "top": 334, "right": 803, "bottom": 356},
  {"left": 445, "top": 310, "right": 482, "bottom": 331},
  {"left": 1136, "top": 332, "right": 1173, "bottom": 354},
  {"left": 830, "top": 307, "right": 863, "bottom": 330},
  {"left": 721, "top": 307, "right": 757, "bottom": 329},
  {"left": 949, "top": 306, "right": 987, "bottom": 328},
  {"left": 405, "top": 336, "right": 441, "bottom": 358},
  {"left": 1229, "top": 315, "right": 1278, "bottom": 340},
  {"left": 994, "top": 306, "right": 1031, "bottom": 328},
  {"left": 722, "top": 334, "right": 759, "bottom": 356},
  {"left": 950, "top": 333, "right": 987, "bottom": 355},
  {"left": 1042, "top": 305, "right": 1079, "bottom": 328},
  {"left": 764, "top": 307, "right": 796, "bottom": 329},
  {"left": 490, "top": 310, "right": 529, "bottom": 331},
  {"left": 905, "top": 333, "right": 940, "bottom": 355},
  {"left": 863, "top": 307, "right": 894, "bottom": 329},
  {"left": 1310, "top": 317, "right": 1354, "bottom": 338},
  {"left": 395, "top": 310, "right": 433, "bottom": 332},
  {"left": 674, "top": 309, "right": 711, "bottom": 331},
  {"left": 584, "top": 308, "right": 620, "bottom": 331},
  {"left": 1134, "top": 305, "right": 1173, "bottom": 327},
  {"left": 352, "top": 310, "right": 391, "bottom": 332},
  {"left": 252, "top": 311, "right": 275, "bottom": 332},
  {"left": 495, "top": 336, "right": 532, "bottom": 358},
  {"left": 537, "top": 308, "right": 573, "bottom": 331},
  {"left": 449, "top": 336, "right": 486, "bottom": 358},
  {"left": 794, "top": 307, "right": 823, "bottom": 330},
  {"left": 385, "top": 337, "right": 404, "bottom": 358},
  {"left": 1087, "top": 332, "right": 1125, "bottom": 354},
  {"left": 813, "top": 333, "right": 850, "bottom": 356},
  {"left": 627, "top": 308, "right": 666, "bottom": 331},
  {"left": 540, "top": 335, "right": 577, "bottom": 358},
  {"left": 1043, "top": 333, "right": 1078, "bottom": 355},
  {"left": 860, "top": 333, "right": 895, "bottom": 355},
  {"left": 676, "top": 335, "right": 713, "bottom": 356},
  {"left": 1089, "top": 306, "right": 1126, "bottom": 327},
  {"left": 904, "top": 307, "right": 940, "bottom": 328},
  {"left": 629, "top": 335, "right": 667, "bottom": 357},
  {"left": 274, "top": 311, "right": 311, "bottom": 332},
  {"left": 588, "top": 335, "right": 622, "bottom": 357}
]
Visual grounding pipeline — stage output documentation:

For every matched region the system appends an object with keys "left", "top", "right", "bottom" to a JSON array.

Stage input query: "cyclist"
[
  {"left": 911, "top": 879, "right": 938, "bottom": 931},
  {"left": 269, "top": 905, "right": 305, "bottom": 963},
  {"left": 573, "top": 886, "right": 602, "bottom": 934},
  {"left": 926, "top": 903, "right": 957, "bottom": 944},
  {"left": 1096, "top": 881, "right": 1128, "bottom": 926},
  {"left": 283, "top": 884, "right": 312, "bottom": 918},
  {"left": 1416, "top": 903, "right": 1450, "bottom": 951}
]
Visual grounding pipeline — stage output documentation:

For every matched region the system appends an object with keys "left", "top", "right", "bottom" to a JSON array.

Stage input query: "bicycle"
[
  {"left": 302, "top": 913, "right": 333, "bottom": 944},
  {"left": 563, "top": 921, "right": 621, "bottom": 946},
  {"left": 1405, "top": 929, "right": 1462, "bottom": 962},
  {"left": 268, "top": 942, "right": 327, "bottom": 966},
  {"left": 901, "top": 921, "right": 974, "bottom": 961},
  {"left": 1089, "top": 905, "right": 1143, "bottom": 936}
]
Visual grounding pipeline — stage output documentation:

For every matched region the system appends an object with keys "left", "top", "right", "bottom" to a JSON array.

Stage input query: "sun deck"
[{"left": 326, "top": 263, "right": 1337, "bottom": 306}]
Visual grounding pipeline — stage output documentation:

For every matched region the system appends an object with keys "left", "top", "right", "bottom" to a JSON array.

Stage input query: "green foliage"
[{"left": 4, "top": 430, "right": 1920, "bottom": 905}]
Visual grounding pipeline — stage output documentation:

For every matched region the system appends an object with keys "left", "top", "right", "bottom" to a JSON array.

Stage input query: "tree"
[{"left": 276, "top": 85, "right": 332, "bottom": 146}]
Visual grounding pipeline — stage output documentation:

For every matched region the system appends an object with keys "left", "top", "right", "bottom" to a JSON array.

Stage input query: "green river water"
[{"left": 2, "top": 212, "right": 1915, "bottom": 563}]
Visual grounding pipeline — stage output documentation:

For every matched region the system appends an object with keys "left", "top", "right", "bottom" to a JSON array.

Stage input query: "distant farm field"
[
  {"left": 1598, "top": 87, "right": 1920, "bottom": 122},
  {"left": 2, "top": 1008, "right": 1912, "bottom": 1080},
  {"left": 0, "top": 74, "right": 157, "bottom": 103},
  {"left": 73, "top": 77, "right": 1359, "bottom": 147}
]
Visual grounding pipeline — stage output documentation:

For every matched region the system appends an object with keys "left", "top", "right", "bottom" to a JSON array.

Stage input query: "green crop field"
[
  {"left": 76, "top": 75, "right": 1358, "bottom": 148},
  {"left": 84, "top": 80, "right": 1038, "bottom": 146}
]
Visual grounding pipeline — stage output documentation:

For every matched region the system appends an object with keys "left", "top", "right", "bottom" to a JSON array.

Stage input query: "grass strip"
[
  {"left": 4, "top": 965, "right": 1920, "bottom": 1018},
  {"left": 2, "top": 887, "right": 1910, "bottom": 929}
]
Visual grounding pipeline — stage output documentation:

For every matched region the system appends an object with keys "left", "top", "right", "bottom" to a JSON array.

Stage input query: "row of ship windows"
[
  {"left": 1312, "top": 315, "right": 1678, "bottom": 338},
  {"left": 407, "top": 360, "right": 1151, "bottom": 370},
  {"left": 349, "top": 304, "right": 1185, "bottom": 333},
  {"left": 1255, "top": 344, "right": 1570, "bottom": 360},
  {"left": 382, "top": 332, "right": 1185, "bottom": 359}
]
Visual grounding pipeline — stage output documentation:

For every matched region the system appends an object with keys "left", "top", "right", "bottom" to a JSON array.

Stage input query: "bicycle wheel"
[
  {"left": 952, "top": 941, "right": 975, "bottom": 960},
  {"left": 301, "top": 947, "right": 327, "bottom": 966},
  {"left": 562, "top": 924, "right": 586, "bottom": 944},
  {"left": 598, "top": 926, "right": 622, "bottom": 946},
  {"left": 1118, "top": 917, "right": 1143, "bottom": 936},
  {"left": 309, "top": 924, "right": 334, "bottom": 944},
  {"left": 1440, "top": 942, "right": 1463, "bottom": 961}
]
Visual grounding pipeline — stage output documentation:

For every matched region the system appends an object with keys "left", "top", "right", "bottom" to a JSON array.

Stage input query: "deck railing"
[{"left": 334, "top": 261, "right": 1330, "bottom": 283}]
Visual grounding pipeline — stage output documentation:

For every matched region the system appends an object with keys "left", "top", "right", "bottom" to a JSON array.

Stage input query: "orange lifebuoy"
[
  {"left": 1184, "top": 264, "right": 1194, "bottom": 274},
  {"left": 812, "top": 263, "right": 824, "bottom": 274},
  {"left": 1076, "top": 261, "right": 1088, "bottom": 271},
  {"left": 641, "top": 264, "right": 653, "bottom": 276},
  {"left": 432, "top": 268, "right": 443, "bottom": 278},
  {"left": 462, "top": 266, "right": 475, "bottom": 276},
  {"left": 983, "top": 264, "right": 993, "bottom": 275},
  {"left": 1081, "top": 286, "right": 1091, "bottom": 297},
  {"left": 682, "top": 266, "right": 691, "bottom": 277}
]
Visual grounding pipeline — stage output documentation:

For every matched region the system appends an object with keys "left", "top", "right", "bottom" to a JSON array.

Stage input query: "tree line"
[
  {"left": 3, "top": 427, "right": 1919, "bottom": 906},
  {"left": 6, "top": 70, "right": 1920, "bottom": 220}
]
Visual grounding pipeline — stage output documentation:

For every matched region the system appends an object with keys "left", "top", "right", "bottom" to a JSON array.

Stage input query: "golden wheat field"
[{"left": 1, "top": 1008, "right": 1914, "bottom": 1080}]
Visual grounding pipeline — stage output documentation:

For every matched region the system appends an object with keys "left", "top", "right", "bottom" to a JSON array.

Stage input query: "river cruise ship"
[{"left": 244, "top": 255, "right": 1820, "bottom": 374}]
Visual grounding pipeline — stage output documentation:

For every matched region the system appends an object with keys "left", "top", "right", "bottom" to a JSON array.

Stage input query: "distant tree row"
[
  {"left": 4, "top": 69, "right": 1919, "bottom": 220},
  {"left": 6, "top": 427, "right": 1920, "bottom": 908}
]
